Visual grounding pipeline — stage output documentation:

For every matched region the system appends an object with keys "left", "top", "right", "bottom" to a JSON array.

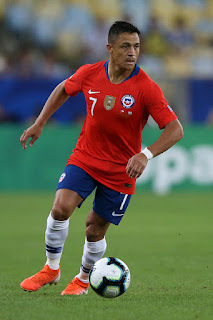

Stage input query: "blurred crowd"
[
  {"left": 0, "top": 0, "right": 213, "bottom": 78},
  {"left": 0, "top": 0, "right": 213, "bottom": 125}
]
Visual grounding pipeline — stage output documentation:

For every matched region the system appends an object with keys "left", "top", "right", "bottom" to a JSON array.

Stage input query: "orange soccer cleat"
[
  {"left": 20, "top": 264, "right": 60, "bottom": 292},
  {"left": 61, "top": 277, "right": 89, "bottom": 295}
]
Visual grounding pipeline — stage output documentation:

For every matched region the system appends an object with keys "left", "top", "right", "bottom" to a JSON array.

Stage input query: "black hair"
[{"left": 108, "top": 21, "right": 141, "bottom": 44}]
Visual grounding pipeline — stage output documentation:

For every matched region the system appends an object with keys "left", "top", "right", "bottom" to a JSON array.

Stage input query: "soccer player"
[{"left": 20, "top": 21, "right": 183, "bottom": 295}]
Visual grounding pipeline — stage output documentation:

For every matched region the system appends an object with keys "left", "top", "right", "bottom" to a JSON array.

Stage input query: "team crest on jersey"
[
  {"left": 104, "top": 95, "right": 116, "bottom": 110},
  {"left": 121, "top": 95, "right": 135, "bottom": 109},
  {"left": 59, "top": 172, "right": 66, "bottom": 183}
]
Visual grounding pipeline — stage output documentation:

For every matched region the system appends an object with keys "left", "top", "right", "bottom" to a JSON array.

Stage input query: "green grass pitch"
[{"left": 1, "top": 192, "right": 213, "bottom": 320}]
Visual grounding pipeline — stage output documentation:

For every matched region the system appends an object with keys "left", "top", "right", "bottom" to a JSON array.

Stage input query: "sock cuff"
[
  {"left": 76, "top": 274, "right": 89, "bottom": 283},
  {"left": 85, "top": 237, "right": 107, "bottom": 253},
  {"left": 47, "top": 212, "right": 70, "bottom": 230}
]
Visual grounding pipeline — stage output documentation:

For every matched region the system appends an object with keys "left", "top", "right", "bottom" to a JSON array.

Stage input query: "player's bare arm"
[
  {"left": 126, "top": 119, "right": 184, "bottom": 179},
  {"left": 20, "top": 80, "right": 68, "bottom": 149}
]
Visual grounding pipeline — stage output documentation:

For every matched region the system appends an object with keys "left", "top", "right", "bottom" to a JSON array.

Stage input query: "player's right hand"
[{"left": 20, "top": 123, "right": 43, "bottom": 149}]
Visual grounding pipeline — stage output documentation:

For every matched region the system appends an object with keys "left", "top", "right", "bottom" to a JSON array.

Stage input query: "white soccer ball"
[{"left": 89, "top": 257, "right": 131, "bottom": 298}]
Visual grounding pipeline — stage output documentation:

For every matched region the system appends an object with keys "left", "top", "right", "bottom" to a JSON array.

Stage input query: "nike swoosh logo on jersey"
[
  {"left": 88, "top": 89, "right": 100, "bottom": 94},
  {"left": 112, "top": 211, "right": 124, "bottom": 217}
]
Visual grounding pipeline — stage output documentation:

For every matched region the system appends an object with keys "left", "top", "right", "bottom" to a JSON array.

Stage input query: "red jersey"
[{"left": 64, "top": 60, "right": 177, "bottom": 194}]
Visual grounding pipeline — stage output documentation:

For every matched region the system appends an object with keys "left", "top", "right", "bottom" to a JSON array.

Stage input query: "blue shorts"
[{"left": 56, "top": 165, "right": 131, "bottom": 225}]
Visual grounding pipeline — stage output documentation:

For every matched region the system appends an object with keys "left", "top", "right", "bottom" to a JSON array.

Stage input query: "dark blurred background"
[{"left": 0, "top": 0, "right": 213, "bottom": 125}]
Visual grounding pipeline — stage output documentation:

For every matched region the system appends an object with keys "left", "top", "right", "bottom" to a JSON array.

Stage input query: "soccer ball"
[{"left": 89, "top": 257, "right": 131, "bottom": 298}]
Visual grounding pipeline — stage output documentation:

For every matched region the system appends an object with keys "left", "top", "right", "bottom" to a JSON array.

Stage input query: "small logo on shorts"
[
  {"left": 112, "top": 211, "right": 124, "bottom": 217},
  {"left": 59, "top": 173, "right": 66, "bottom": 183}
]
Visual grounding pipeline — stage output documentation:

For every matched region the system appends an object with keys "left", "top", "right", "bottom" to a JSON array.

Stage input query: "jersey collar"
[{"left": 104, "top": 60, "right": 140, "bottom": 83}]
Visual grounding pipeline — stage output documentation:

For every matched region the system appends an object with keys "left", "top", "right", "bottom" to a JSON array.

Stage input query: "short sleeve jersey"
[{"left": 65, "top": 60, "right": 178, "bottom": 194}]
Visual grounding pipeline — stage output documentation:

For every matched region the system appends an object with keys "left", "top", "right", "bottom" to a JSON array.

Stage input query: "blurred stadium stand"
[{"left": 0, "top": 0, "right": 213, "bottom": 124}]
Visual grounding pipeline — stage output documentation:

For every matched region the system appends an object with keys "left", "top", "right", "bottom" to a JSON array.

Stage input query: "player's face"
[{"left": 107, "top": 32, "right": 140, "bottom": 71}]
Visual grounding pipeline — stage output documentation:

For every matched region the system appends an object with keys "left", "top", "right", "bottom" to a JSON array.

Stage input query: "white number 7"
[{"left": 89, "top": 97, "right": 97, "bottom": 116}]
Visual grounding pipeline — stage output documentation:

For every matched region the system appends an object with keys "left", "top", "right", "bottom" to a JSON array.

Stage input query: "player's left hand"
[{"left": 126, "top": 153, "right": 148, "bottom": 179}]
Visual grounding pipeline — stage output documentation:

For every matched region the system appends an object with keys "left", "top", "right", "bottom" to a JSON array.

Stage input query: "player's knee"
[
  {"left": 86, "top": 223, "right": 105, "bottom": 242},
  {"left": 51, "top": 206, "right": 71, "bottom": 221}
]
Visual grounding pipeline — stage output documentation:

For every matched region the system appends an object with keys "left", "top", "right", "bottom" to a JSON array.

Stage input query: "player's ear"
[{"left": 106, "top": 44, "right": 113, "bottom": 54}]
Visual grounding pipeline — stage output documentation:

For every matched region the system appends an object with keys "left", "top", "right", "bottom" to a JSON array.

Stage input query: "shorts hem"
[{"left": 93, "top": 208, "right": 122, "bottom": 226}]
